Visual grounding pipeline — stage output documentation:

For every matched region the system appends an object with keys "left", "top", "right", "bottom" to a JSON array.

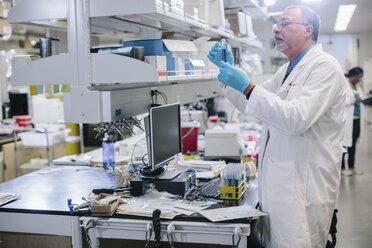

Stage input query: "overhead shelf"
[
  {"left": 224, "top": 0, "right": 270, "bottom": 19},
  {"left": 11, "top": 54, "right": 157, "bottom": 86},
  {"left": 11, "top": 53, "right": 219, "bottom": 87},
  {"left": 63, "top": 77, "right": 222, "bottom": 123},
  {"left": 8, "top": 0, "right": 263, "bottom": 48}
]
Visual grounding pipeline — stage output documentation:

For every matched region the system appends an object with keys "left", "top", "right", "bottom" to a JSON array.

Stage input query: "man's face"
[{"left": 273, "top": 8, "right": 311, "bottom": 55}]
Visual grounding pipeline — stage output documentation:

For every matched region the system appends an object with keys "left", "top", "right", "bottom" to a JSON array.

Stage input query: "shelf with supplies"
[
  {"left": 8, "top": 0, "right": 263, "bottom": 48},
  {"left": 7, "top": 0, "right": 262, "bottom": 123},
  {"left": 11, "top": 52, "right": 219, "bottom": 87}
]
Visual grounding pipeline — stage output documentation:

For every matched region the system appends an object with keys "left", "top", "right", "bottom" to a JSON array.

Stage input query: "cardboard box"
[
  {"left": 0, "top": 19, "right": 11, "bottom": 36},
  {"left": 208, "top": 0, "right": 225, "bottom": 28},
  {"left": 91, "top": 193, "right": 120, "bottom": 216},
  {"left": 245, "top": 14, "right": 256, "bottom": 38},
  {"left": 145, "top": 55, "right": 167, "bottom": 76},
  {"left": 225, "top": 8, "right": 247, "bottom": 36},
  {"left": 185, "top": 59, "right": 205, "bottom": 75}
]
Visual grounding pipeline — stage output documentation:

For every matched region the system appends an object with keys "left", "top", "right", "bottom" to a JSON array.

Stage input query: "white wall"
[
  {"left": 349, "top": 32, "right": 372, "bottom": 68},
  {"left": 318, "top": 34, "right": 350, "bottom": 72},
  {"left": 348, "top": 32, "right": 372, "bottom": 93}
]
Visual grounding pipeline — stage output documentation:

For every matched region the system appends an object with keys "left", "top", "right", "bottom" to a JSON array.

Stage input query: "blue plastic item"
[
  {"left": 102, "top": 133, "right": 115, "bottom": 171},
  {"left": 123, "top": 39, "right": 172, "bottom": 57},
  {"left": 67, "top": 198, "right": 74, "bottom": 214},
  {"left": 166, "top": 57, "right": 176, "bottom": 76}
]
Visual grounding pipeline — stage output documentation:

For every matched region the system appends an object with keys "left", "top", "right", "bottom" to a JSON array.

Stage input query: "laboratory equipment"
[
  {"left": 94, "top": 117, "right": 143, "bottom": 138},
  {"left": 220, "top": 163, "right": 246, "bottom": 200},
  {"left": 204, "top": 129, "right": 244, "bottom": 160},
  {"left": 130, "top": 170, "right": 196, "bottom": 197},
  {"left": 142, "top": 103, "right": 182, "bottom": 177},
  {"left": 102, "top": 133, "right": 114, "bottom": 171},
  {"left": 181, "top": 122, "right": 200, "bottom": 154}
]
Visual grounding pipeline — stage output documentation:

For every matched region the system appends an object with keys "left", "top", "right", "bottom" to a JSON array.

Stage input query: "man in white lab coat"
[{"left": 208, "top": 5, "right": 345, "bottom": 248}]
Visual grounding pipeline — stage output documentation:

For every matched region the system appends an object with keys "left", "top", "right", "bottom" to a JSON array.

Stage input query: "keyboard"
[{"left": 199, "top": 178, "right": 220, "bottom": 199}]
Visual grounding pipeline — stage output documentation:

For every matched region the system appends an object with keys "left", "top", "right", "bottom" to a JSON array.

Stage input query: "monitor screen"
[
  {"left": 149, "top": 103, "right": 181, "bottom": 171},
  {"left": 9, "top": 92, "right": 29, "bottom": 117}
]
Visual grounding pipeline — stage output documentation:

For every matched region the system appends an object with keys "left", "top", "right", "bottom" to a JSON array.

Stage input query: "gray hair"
[{"left": 285, "top": 5, "right": 320, "bottom": 41}]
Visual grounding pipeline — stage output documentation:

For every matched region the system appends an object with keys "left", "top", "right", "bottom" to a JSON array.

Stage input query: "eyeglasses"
[{"left": 273, "top": 21, "right": 310, "bottom": 31}]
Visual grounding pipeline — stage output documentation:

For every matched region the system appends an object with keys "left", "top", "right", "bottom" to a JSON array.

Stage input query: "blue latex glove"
[
  {"left": 218, "top": 61, "right": 251, "bottom": 93},
  {"left": 207, "top": 42, "right": 234, "bottom": 67}
]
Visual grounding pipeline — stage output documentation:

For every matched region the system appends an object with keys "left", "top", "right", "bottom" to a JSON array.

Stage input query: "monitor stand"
[{"left": 139, "top": 166, "right": 165, "bottom": 178}]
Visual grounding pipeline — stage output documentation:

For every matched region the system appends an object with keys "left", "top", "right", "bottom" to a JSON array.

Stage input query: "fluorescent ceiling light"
[
  {"left": 334, "top": 4, "right": 357, "bottom": 32},
  {"left": 302, "top": 0, "right": 321, "bottom": 2},
  {"left": 264, "top": 0, "right": 275, "bottom": 6}
]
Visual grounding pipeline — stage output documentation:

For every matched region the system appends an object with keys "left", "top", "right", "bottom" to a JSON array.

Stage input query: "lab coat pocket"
[{"left": 265, "top": 159, "right": 296, "bottom": 202}]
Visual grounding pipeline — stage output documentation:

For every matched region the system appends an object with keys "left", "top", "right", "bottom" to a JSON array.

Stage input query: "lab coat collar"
[
  {"left": 278, "top": 44, "right": 323, "bottom": 96},
  {"left": 296, "top": 44, "right": 323, "bottom": 69}
]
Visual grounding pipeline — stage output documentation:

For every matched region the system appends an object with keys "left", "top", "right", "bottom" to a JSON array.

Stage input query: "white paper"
[
  {"left": 116, "top": 189, "right": 216, "bottom": 218},
  {"left": 0, "top": 193, "right": 20, "bottom": 206},
  {"left": 198, "top": 205, "right": 267, "bottom": 222}
]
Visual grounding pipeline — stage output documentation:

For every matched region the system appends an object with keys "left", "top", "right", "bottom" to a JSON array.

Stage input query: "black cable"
[{"left": 141, "top": 153, "right": 148, "bottom": 166}]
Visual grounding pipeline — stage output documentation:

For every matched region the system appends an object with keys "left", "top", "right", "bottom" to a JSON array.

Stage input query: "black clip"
[{"left": 152, "top": 209, "right": 162, "bottom": 248}]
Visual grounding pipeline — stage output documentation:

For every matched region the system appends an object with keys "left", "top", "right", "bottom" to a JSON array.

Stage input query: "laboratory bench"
[{"left": 0, "top": 165, "right": 259, "bottom": 248}]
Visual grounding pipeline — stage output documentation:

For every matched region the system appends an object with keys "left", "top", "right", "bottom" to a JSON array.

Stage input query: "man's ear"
[{"left": 305, "top": 25, "right": 314, "bottom": 39}]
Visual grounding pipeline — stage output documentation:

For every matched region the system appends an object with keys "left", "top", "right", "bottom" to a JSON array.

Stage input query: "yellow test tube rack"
[{"left": 220, "top": 178, "right": 247, "bottom": 200}]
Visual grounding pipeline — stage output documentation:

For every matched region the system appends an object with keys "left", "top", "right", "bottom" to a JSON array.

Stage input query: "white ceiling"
[{"left": 267, "top": 0, "right": 372, "bottom": 34}]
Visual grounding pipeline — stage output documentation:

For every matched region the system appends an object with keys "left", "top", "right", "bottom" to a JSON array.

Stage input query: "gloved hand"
[
  {"left": 218, "top": 61, "right": 251, "bottom": 94},
  {"left": 207, "top": 42, "right": 234, "bottom": 67}
]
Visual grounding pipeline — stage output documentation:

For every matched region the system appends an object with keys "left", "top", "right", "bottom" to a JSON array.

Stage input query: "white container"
[
  {"left": 18, "top": 130, "right": 67, "bottom": 147},
  {"left": 20, "top": 158, "right": 48, "bottom": 175}
]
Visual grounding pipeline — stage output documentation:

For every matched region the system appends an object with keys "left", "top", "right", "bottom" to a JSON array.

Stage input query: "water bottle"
[{"left": 102, "top": 133, "right": 115, "bottom": 171}]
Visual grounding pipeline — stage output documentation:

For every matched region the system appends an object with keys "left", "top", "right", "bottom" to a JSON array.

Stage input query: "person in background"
[
  {"left": 208, "top": 5, "right": 345, "bottom": 248},
  {"left": 342, "top": 67, "right": 364, "bottom": 176}
]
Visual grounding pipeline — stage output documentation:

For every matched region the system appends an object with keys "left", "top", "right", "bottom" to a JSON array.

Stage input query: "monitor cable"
[{"left": 130, "top": 136, "right": 147, "bottom": 177}]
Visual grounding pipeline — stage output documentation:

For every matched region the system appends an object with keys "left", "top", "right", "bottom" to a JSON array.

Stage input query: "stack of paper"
[
  {"left": 0, "top": 193, "right": 20, "bottom": 206},
  {"left": 198, "top": 205, "right": 267, "bottom": 222},
  {"left": 116, "top": 189, "right": 216, "bottom": 219},
  {"left": 178, "top": 160, "right": 226, "bottom": 179}
]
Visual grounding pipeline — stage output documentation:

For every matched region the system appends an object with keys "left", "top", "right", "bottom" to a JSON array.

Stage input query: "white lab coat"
[
  {"left": 343, "top": 80, "right": 356, "bottom": 147},
  {"left": 222, "top": 44, "right": 345, "bottom": 248}
]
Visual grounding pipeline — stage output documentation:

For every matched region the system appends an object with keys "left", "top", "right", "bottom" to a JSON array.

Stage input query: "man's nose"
[{"left": 272, "top": 24, "right": 280, "bottom": 34}]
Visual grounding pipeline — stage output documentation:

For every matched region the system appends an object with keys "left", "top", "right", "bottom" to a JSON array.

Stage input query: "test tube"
[{"left": 221, "top": 38, "right": 227, "bottom": 63}]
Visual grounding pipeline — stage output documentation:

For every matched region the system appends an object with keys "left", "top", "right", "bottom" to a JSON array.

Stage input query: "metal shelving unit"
[{"left": 8, "top": 0, "right": 267, "bottom": 123}]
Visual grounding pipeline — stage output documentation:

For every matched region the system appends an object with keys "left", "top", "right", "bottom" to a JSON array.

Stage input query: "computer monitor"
[
  {"left": 9, "top": 92, "right": 30, "bottom": 118},
  {"left": 143, "top": 103, "right": 182, "bottom": 177}
]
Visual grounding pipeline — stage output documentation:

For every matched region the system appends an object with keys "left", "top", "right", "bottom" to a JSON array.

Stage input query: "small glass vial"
[{"left": 102, "top": 133, "right": 115, "bottom": 171}]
